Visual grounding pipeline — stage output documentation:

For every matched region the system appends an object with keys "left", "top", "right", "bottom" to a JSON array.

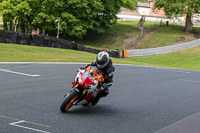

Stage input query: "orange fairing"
[{"left": 84, "top": 66, "right": 104, "bottom": 83}]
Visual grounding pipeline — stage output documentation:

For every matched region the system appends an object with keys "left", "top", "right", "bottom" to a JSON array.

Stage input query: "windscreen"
[{"left": 85, "top": 66, "right": 104, "bottom": 83}]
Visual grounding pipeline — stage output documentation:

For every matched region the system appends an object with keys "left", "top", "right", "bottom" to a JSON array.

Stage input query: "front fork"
[
  {"left": 64, "top": 84, "right": 80, "bottom": 97},
  {"left": 67, "top": 84, "right": 88, "bottom": 105}
]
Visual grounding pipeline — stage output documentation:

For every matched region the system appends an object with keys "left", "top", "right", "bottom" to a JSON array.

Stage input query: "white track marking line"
[
  {"left": 9, "top": 120, "right": 50, "bottom": 133},
  {"left": 115, "top": 64, "right": 192, "bottom": 73},
  {"left": 179, "top": 79, "right": 200, "bottom": 84},
  {"left": 0, "top": 69, "right": 40, "bottom": 77},
  {"left": 154, "top": 67, "right": 190, "bottom": 74},
  {"left": 0, "top": 115, "right": 50, "bottom": 127},
  {"left": 1, "top": 62, "right": 199, "bottom": 73},
  {"left": 9, "top": 120, "right": 25, "bottom": 125}
]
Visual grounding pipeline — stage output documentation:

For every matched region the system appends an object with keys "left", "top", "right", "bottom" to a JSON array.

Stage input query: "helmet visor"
[{"left": 96, "top": 60, "right": 107, "bottom": 68}]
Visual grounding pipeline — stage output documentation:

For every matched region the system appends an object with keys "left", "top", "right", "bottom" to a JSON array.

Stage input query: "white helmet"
[{"left": 96, "top": 51, "right": 109, "bottom": 69}]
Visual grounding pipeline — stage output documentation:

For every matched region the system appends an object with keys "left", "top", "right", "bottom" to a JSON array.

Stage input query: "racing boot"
[{"left": 91, "top": 83, "right": 109, "bottom": 106}]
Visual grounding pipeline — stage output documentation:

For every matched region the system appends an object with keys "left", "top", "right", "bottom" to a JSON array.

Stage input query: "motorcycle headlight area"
[{"left": 84, "top": 84, "right": 93, "bottom": 88}]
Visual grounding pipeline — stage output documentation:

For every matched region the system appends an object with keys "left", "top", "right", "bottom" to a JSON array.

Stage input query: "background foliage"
[
  {"left": 155, "top": 0, "right": 200, "bottom": 32},
  {"left": 0, "top": 0, "right": 135, "bottom": 39}
]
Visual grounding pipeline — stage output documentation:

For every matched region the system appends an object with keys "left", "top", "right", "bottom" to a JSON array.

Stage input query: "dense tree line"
[
  {"left": 0, "top": 0, "right": 135, "bottom": 38},
  {"left": 136, "top": 0, "right": 148, "bottom": 3}
]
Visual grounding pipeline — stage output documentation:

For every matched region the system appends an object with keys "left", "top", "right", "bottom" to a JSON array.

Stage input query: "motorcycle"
[{"left": 60, "top": 65, "right": 105, "bottom": 112}]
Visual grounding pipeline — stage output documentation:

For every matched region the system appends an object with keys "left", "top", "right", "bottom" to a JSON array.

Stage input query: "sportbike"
[{"left": 60, "top": 66, "right": 105, "bottom": 112}]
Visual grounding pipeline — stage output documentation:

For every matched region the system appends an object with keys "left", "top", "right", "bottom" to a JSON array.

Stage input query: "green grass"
[
  {"left": 0, "top": 43, "right": 96, "bottom": 62},
  {"left": 137, "top": 25, "right": 196, "bottom": 49},
  {"left": 68, "top": 21, "right": 156, "bottom": 50},
  {"left": 0, "top": 43, "right": 138, "bottom": 65},
  {"left": 192, "top": 27, "right": 200, "bottom": 34},
  {"left": 124, "top": 45, "right": 200, "bottom": 71},
  {"left": 1, "top": 43, "right": 200, "bottom": 71}
]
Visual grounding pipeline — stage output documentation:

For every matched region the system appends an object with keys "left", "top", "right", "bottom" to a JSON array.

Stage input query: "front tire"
[{"left": 60, "top": 90, "right": 78, "bottom": 112}]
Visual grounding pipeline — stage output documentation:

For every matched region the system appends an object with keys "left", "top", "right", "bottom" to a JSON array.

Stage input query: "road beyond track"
[{"left": 1, "top": 63, "right": 200, "bottom": 133}]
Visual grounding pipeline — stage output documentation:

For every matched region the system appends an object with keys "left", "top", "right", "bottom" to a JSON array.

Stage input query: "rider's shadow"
[{"left": 63, "top": 104, "right": 118, "bottom": 115}]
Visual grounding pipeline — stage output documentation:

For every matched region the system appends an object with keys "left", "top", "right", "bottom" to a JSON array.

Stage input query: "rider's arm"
[
  {"left": 104, "top": 72, "right": 114, "bottom": 87},
  {"left": 104, "top": 65, "right": 115, "bottom": 88}
]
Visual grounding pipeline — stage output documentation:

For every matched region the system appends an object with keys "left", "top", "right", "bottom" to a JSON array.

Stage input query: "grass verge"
[
  {"left": 124, "top": 45, "right": 200, "bottom": 71},
  {"left": 1, "top": 43, "right": 200, "bottom": 71},
  {"left": 0, "top": 43, "right": 138, "bottom": 65}
]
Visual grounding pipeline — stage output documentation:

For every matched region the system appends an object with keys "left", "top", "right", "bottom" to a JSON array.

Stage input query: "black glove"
[
  {"left": 97, "top": 83, "right": 109, "bottom": 97},
  {"left": 100, "top": 83, "right": 109, "bottom": 93},
  {"left": 102, "top": 83, "right": 108, "bottom": 90}
]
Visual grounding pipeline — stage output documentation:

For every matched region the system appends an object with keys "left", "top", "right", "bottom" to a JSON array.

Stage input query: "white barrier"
[{"left": 123, "top": 39, "right": 200, "bottom": 57}]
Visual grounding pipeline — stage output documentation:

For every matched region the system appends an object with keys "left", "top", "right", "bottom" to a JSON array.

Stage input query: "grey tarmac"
[{"left": 1, "top": 63, "right": 200, "bottom": 133}]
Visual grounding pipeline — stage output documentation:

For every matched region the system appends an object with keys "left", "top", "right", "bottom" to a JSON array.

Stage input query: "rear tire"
[{"left": 60, "top": 90, "right": 78, "bottom": 112}]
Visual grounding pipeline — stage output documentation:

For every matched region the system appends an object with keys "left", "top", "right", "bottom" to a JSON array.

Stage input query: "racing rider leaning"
[{"left": 82, "top": 51, "right": 115, "bottom": 106}]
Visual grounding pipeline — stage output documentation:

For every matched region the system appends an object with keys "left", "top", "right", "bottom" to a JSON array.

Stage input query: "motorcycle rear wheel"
[{"left": 60, "top": 89, "right": 78, "bottom": 112}]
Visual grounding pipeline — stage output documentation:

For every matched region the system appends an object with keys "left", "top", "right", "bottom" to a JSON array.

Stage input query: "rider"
[{"left": 83, "top": 51, "right": 115, "bottom": 106}]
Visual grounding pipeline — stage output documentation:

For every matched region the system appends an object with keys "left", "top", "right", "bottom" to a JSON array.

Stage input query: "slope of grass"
[
  {"left": 137, "top": 25, "right": 196, "bottom": 49},
  {"left": 68, "top": 21, "right": 156, "bottom": 50}
]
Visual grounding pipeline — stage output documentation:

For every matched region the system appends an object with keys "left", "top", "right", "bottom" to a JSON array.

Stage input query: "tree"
[
  {"left": 60, "top": 0, "right": 104, "bottom": 38},
  {"left": 0, "top": 0, "right": 16, "bottom": 30},
  {"left": 155, "top": 0, "right": 200, "bottom": 32},
  {"left": 122, "top": 0, "right": 136, "bottom": 10},
  {"left": 0, "top": 0, "right": 31, "bottom": 32},
  {"left": 94, "top": 0, "right": 136, "bottom": 33},
  {"left": 14, "top": 1, "right": 31, "bottom": 32}
]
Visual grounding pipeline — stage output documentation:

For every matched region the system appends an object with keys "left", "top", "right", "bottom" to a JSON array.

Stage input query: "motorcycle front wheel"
[{"left": 60, "top": 89, "right": 79, "bottom": 112}]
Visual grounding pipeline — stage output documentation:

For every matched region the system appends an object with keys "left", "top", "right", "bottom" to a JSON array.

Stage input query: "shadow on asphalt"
[{"left": 60, "top": 104, "right": 117, "bottom": 115}]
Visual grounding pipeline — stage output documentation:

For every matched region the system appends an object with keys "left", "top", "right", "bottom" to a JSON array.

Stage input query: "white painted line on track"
[
  {"left": 0, "top": 69, "right": 40, "bottom": 77},
  {"left": 9, "top": 120, "right": 51, "bottom": 133},
  {"left": 180, "top": 79, "right": 200, "bottom": 84},
  {"left": 0, "top": 62, "right": 199, "bottom": 73},
  {"left": 115, "top": 64, "right": 191, "bottom": 73},
  {"left": 154, "top": 67, "right": 190, "bottom": 74},
  {"left": 9, "top": 120, "right": 25, "bottom": 125}
]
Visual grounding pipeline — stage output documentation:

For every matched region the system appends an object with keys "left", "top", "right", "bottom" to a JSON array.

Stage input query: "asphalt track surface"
[{"left": 1, "top": 63, "right": 200, "bottom": 133}]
